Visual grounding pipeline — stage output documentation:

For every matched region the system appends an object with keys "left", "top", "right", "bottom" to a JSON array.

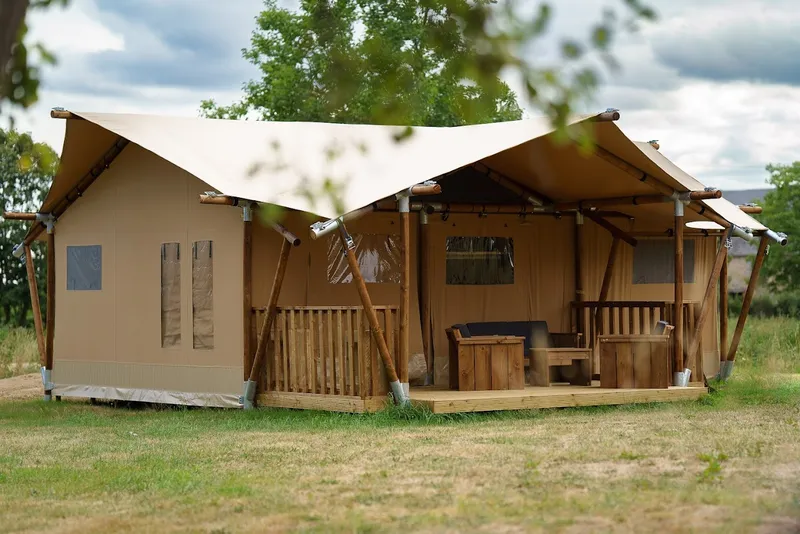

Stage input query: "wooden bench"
[
  {"left": 530, "top": 332, "right": 592, "bottom": 387},
  {"left": 446, "top": 329, "right": 525, "bottom": 391}
]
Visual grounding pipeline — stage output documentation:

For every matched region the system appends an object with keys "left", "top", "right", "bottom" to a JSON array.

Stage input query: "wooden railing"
[
  {"left": 570, "top": 300, "right": 703, "bottom": 378},
  {"left": 252, "top": 306, "right": 399, "bottom": 398}
]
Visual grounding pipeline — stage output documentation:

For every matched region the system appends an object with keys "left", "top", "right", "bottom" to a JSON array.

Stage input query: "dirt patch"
[{"left": 0, "top": 373, "right": 41, "bottom": 400}]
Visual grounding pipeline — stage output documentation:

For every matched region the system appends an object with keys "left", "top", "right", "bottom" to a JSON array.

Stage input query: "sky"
[{"left": 11, "top": 0, "right": 800, "bottom": 191}]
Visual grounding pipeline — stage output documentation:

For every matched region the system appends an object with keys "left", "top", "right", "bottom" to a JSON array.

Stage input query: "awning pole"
[
  {"left": 23, "top": 245, "right": 46, "bottom": 366},
  {"left": 673, "top": 199, "right": 688, "bottom": 386},
  {"left": 44, "top": 223, "right": 56, "bottom": 401}
]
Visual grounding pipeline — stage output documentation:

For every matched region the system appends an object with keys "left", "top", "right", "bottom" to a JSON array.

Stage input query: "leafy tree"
[
  {"left": 201, "top": 0, "right": 523, "bottom": 126},
  {"left": 758, "top": 162, "right": 800, "bottom": 290},
  {"left": 1, "top": 0, "right": 68, "bottom": 113},
  {"left": 0, "top": 128, "right": 57, "bottom": 326}
]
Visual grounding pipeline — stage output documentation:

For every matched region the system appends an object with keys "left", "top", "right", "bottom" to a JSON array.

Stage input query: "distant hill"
[{"left": 724, "top": 189, "right": 771, "bottom": 207}]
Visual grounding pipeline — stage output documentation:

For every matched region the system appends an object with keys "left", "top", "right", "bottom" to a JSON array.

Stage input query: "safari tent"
[{"left": 2, "top": 109, "right": 787, "bottom": 413}]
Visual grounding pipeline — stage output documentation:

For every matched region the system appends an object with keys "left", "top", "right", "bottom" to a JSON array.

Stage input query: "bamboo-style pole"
[
  {"left": 2, "top": 211, "right": 37, "bottom": 220},
  {"left": 472, "top": 162, "right": 549, "bottom": 206},
  {"left": 685, "top": 229, "right": 731, "bottom": 371},
  {"left": 727, "top": 236, "right": 769, "bottom": 362},
  {"left": 50, "top": 110, "right": 84, "bottom": 120},
  {"left": 399, "top": 210, "right": 410, "bottom": 392},
  {"left": 720, "top": 252, "right": 729, "bottom": 361},
  {"left": 419, "top": 211, "right": 432, "bottom": 383},
  {"left": 242, "top": 213, "right": 253, "bottom": 381},
  {"left": 338, "top": 223, "right": 405, "bottom": 402},
  {"left": 674, "top": 201, "right": 685, "bottom": 379},
  {"left": 409, "top": 183, "right": 441, "bottom": 196},
  {"left": 574, "top": 213, "right": 584, "bottom": 303},
  {"left": 739, "top": 205, "right": 762, "bottom": 214},
  {"left": 243, "top": 239, "right": 292, "bottom": 408},
  {"left": 44, "top": 231, "right": 55, "bottom": 400},
  {"left": 585, "top": 213, "right": 638, "bottom": 247},
  {"left": 554, "top": 190, "right": 721, "bottom": 213},
  {"left": 23, "top": 245, "right": 46, "bottom": 365}
]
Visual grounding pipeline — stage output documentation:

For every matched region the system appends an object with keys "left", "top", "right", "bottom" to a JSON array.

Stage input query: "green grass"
[
  {"left": 731, "top": 316, "right": 800, "bottom": 373},
  {"left": 0, "top": 326, "right": 39, "bottom": 379},
  {"left": 0, "top": 317, "right": 799, "bottom": 532}
]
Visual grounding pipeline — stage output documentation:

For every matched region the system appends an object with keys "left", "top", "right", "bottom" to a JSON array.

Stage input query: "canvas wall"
[{"left": 52, "top": 144, "right": 244, "bottom": 405}]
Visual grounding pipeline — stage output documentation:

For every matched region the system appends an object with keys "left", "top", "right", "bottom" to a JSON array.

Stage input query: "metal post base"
[
  {"left": 41, "top": 367, "right": 53, "bottom": 401},
  {"left": 390, "top": 380, "right": 409, "bottom": 405},
  {"left": 718, "top": 360, "right": 734, "bottom": 381},
  {"left": 241, "top": 380, "right": 257, "bottom": 410}
]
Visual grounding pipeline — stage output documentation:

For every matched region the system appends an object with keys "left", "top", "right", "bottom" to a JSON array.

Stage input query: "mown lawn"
[{"left": 1, "top": 373, "right": 800, "bottom": 533}]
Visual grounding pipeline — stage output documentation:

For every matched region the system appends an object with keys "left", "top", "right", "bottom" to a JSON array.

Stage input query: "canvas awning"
[{"left": 36, "top": 110, "right": 772, "bottom": 236}]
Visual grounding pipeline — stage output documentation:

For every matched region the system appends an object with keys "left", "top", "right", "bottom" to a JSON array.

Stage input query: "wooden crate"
[
  {"left": 448, "top": 335, "right": 525, "bottom": 391},
  {"left": 598, "top": 334, "right": 670, "bottom": 389}
]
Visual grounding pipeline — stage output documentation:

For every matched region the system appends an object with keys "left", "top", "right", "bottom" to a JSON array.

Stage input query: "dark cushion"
[
  {"left": 451, "top": 324, "right": 472, "bottom": 338},
  {"left": 465, "top": 320, "right": 553, "bottom": 353}
]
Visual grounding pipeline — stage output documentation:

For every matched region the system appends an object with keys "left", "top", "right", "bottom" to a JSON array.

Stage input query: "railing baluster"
[
  {"left": 347, "top": 310, "right": 355, "bottom": 396},
  {"left": 327, "top": 309, "right": 334, "bottom": 395},
  {"left": 318, "top": 310, "right": 326, "bottom": 395}
]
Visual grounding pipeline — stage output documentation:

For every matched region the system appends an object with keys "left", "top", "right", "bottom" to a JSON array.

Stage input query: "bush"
[{"left": 728, "top": 291, "right": 800, "bottom": 319}]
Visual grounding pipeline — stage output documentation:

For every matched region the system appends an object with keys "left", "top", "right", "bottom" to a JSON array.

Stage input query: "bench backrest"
[{"left": 463, "top": 320, "right": 553, "bottom": 353}]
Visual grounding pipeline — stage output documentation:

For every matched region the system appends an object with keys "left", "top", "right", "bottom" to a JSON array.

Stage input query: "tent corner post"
[
  {"left": 23, "top": 245, "right": 46, "bottom": 366},
  {"left": 44, "top": 229, "right": 56, "bottom": 401},
  {"left": 673, "top": 198, "right": 686, "bottom": 380}
]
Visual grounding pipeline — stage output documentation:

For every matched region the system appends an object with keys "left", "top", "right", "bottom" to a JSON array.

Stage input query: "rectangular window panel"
[
  {"left": 446, "top": 236, "right": 514, "bottom": 285},
  {"left": 66, "top": 245, "right": 102, "bottom": 290},
  {"left": 192, "top": 240, "right": 214, "bottom": 349},
  {"left": 633, "top": 239, "right": 695, "bottom": 284},
  {"left": 161, "top": 243, "right": 181, "bottom": 348},
  {"left": 327, "top": 234, "right": 401, "bottom": 284}
]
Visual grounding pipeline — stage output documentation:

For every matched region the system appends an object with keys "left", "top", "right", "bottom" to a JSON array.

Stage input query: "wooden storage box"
[
  {"left": 598, "top": 334, "right": 670, "bottom": 389},
  {"left": 447, "top": 333, "right": 525, "bottom": 391}
]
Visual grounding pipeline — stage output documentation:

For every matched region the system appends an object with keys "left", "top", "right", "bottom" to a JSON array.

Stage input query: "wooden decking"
[
  {"left": 258, "top": 382, "right": 707, "bottom": 413},
  {"left": 410, "top": 383, "right": 707, "bottom": 414}
]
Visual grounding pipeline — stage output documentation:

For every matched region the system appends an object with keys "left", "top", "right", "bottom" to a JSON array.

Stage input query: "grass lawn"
[{"left": 0, "top": 373, "right": 799, "bottom": 533}]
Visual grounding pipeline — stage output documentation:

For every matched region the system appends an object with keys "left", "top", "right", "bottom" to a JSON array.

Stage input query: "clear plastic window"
[
  {"left": 327, "top": 234, "right": 401, "bottom": 284},
  {"left": 633, "top": 239, "right": 695, "bottom": 284},
  {"left": 446, "top": 236, "right": 514, "bottom": 285},
  {"left": 66, "top": 245, "right": 102, "bottom": 290},
  {"left": 160, "top": 243, "right": 181, "bottom": 348},
  {"left": 192, "top": 240, "right": 214, "bottom": 349}
]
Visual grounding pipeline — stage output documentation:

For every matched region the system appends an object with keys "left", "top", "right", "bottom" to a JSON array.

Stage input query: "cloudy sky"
[{"left": 13, "top": 0, "right": 800, "bottom": 190}]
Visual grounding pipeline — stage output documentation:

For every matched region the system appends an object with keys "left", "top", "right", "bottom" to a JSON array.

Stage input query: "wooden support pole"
[
  {"left": 739, "top": 205, "right": 763, "bottom": 214},
  {"left": 2, "top": 211, "right": 37, "bottom": 220},
  {"left": 594, "top": 236, "right": 620, "bottom": 333},
  {"left": 685, "top": 230, "right": 731, "bottom": 371},
  {"left": 419, "top": 212, "right": 432, "bottom": 382},
  {"left": 242, "top": 216, "right": 253, "bottom": 381},
  {"left": 338, "top": 224, "right": 403, "bottom": 399},
  {"left": 720, "top": 251, "right": 729, "bottom": 361},
  {"left": 585, "top": 213, "right": 638, "bottom": 247},
  {"left": 399, "top": 211, "right": 410, "bottom": 388},
  {"left": 472, "top": 162, "right": 550, "bottom": 206},
  {"left": 23, "top": 245, "right": 46, "bottom": 365},
  {"left": 248, "top": 239, "right": 292, "bottom": 384},
  {"left": 409, "top": 183, "right": 442, "bottom": 196},
  {"left": 50, "top": 110, "right": 84, "bottom": 120},
  {"left": 45, "top": 231, "right": 55, "bottom": 398},
  {"left": 574, "top": 213, "right": 584, "bottom": 303},
  {"left": 674, "top": 202, "right": 685, "bottom": 374},
  {"left": 727, "top": 236, "right": 769, "bottom": 362},
  {"left": 554, "top": 195, "right": 668, "bottom": 212}
]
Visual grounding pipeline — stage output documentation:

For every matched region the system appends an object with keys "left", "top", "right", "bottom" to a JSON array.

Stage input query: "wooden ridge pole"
[
  {"left": 727, "top": 236, "right": 769, "bottom": 363},
  {"left": 585, "top": 213, "right": 638, "bottom": 247},
  {"left": 720, "top": 250, "right": 729, "bottom": 361},
  {"left": 244, "top": 238, "right": 292, "bottom": 407},
  {"left": 44, "top": 230, "right": 55, "bottom": 400},
  {"left": 23, "top": 245, "right": 46, "bottom": 365},
  {"left": 338, "top": 223, "right": 405, "bottom": 402},
  {"left": 674, "top": 200, "right": 685, "bottom": 381},
  {"left": 685, "top": 229, "right": 731, "bottom": 372}
]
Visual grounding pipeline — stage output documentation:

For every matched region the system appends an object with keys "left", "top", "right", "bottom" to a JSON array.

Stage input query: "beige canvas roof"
[{"left": 41, "top": 111, "right": 767, "bottom": 232}]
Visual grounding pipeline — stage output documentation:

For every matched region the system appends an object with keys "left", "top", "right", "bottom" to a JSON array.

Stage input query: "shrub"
[{"left": 728, "top": 291, "right": 800, "bottom": 319}]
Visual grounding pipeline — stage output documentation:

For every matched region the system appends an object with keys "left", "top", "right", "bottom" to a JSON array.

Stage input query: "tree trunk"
[{"left": 16, "top": 301, "right": 29, "bottom": 327}]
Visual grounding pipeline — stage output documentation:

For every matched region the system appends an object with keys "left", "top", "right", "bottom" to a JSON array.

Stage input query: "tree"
[
  {"left": 201, "top": 0, "right": 523, "bottom": 126},
  {"left": 758, "top": 162, "right": 800, "bottom": 290},
  {"left": 202, "top": 0, "right": 654, "bottom": 132},
  {"left": 0, "top": 128, "right": 57, "bottom": 326},
  {"left": 0, "top": 0, "right": 67, "bottom": 113}
]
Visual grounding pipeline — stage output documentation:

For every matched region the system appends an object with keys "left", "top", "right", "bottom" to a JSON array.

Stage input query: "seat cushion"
[{"left": 465, "top": 321, "right": 553, "bottom": 353}]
